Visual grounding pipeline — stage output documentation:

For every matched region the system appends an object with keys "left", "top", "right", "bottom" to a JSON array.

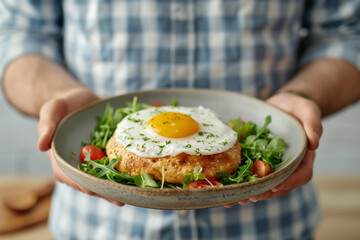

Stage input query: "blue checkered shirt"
[{"left": 1, "top": 0, "right": 359, "bottom": 239}]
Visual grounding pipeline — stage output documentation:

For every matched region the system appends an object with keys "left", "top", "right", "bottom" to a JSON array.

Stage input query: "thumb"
[
  {"left": 37, "top": 98, "right": 68, "bottom": 151},
  {"left": 37, "top": 88, "right": 100, "bottom": 151}
]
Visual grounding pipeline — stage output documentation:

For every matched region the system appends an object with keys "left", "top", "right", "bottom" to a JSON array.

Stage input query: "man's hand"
[
  {"left": 37, "top": 87, "right": 124, "bottom": 206},
  {"left": 37, "top": 88, "right": 99, "bottom": 151},
  {"left": 226, "top": 92, "right": 322, "bottom": 207}
]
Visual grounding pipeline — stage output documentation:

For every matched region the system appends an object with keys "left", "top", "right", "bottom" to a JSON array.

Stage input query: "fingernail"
[
  {"left": 39, "top": 128, "right": 48, "bottom": 137},
  {"left": 313, "top": 131, "right": 320, "bottom": 142},
  {"left": 309, "top": 131, "right": 320, "bottom": 150},
  {"left": 272, "top": 185, "right": 282, "bottom": 192},
  {"left": 250, "top": 197, "right": 258, "bottom": 202}
]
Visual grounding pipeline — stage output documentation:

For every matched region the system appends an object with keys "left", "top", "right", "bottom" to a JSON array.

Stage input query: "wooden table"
[
  {"left": 0, "top": 175, "right": 359, "bottom": 240},
  {"left": 314, "top": 175, "right": 360, "bottom": 239},
  {"left": 0, "top": 176, "right": 53, "bottom": 240}
]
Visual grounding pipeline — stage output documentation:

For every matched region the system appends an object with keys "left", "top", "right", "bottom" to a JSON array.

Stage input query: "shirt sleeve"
[
  {"left": 298, "top": 0, "right": 360, "bottom": 71},
  {"left": 0, "top": 0, "right": 64, "bottom": 80}
]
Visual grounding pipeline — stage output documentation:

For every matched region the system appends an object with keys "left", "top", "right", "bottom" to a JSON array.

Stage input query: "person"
[{"left": 1, "top": 0, "right": 359, "bottom": 239}]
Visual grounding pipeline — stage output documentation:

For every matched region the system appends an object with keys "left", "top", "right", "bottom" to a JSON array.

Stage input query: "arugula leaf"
[
  {"left": 216, "top": 159, "right": 253, "bottom": 184},
  {"left": 245, "top": 116, "right": 271, "bottom": 146},
  {"left": 182, "top": 166, "right": 205, "bottom": 189},
  {"left": 78, "top": 153, "right": 160, "bottom": 188},
  {"left": 228, "top": 159, "right": 253, "bottom": 182},
  {"left": 215, "top": 171, "right": 230, "bottom": 179},
  {"left": 78, "top": 154, "right": 135, "bottom": 184},
  {"left": 266, "top": 138, "right": 286, "bottom": 152},
  {"left": 133, "top": 173, "right": 159, "bottom": 188},
  {"left": 248, "top": 175, "right": 260, "bottom": 182}
]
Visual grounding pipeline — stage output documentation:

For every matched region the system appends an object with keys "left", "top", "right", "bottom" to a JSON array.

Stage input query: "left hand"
[
  {"left": 226, "top": 92, "right": 322, "bottom": 207},
  {"left": 37, "top": 88, "right": 125, "bottom": 207}
]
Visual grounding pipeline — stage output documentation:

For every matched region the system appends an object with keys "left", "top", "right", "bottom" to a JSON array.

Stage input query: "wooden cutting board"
[{"left": 0, "top": 177, "right": 54, "bottom": 234}]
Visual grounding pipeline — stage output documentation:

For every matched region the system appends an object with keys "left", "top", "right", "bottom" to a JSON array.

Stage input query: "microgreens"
[{"left": 182, "top": 166, "right": 206, "bottom": 189}]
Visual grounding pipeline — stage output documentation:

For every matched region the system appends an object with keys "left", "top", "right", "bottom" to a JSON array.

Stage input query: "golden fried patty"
[{"left": 106, "top": 135, "right": 241, "bottom": 184}]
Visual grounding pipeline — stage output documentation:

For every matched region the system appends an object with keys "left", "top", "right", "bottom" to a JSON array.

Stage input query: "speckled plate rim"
[{"left": 52, "top": 88, "right": 307, "bottom": 208}]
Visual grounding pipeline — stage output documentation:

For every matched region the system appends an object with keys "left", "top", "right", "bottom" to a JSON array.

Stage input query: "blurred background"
[{"left": 0, "top": 89, "right": 359, "bottom": 239}]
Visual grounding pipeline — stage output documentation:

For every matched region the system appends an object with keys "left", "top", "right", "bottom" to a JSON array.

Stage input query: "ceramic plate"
[{"left": 52, "top": 89, "right": 307, "bottom": 210}]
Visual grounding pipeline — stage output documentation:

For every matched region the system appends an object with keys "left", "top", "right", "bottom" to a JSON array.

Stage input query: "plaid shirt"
[{"left": 1, "top": 0, "right": 359, "bottom": 239}]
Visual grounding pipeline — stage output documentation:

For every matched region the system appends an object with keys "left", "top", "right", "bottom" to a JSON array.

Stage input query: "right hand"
[{"left": 37, "top": 88, "right": 124, "bottom": 206}]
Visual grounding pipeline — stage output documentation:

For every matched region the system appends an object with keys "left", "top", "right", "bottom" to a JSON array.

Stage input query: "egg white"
[{"left": 114, "top": 106, "right": 237, "bottom": 158}]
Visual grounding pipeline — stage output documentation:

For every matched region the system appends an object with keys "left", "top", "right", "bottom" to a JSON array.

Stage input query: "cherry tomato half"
[
  {"left": 188, "top": 180, "right": 223, "bottom": 189},
  {"left": 252, "top": 160, "right": 270, "bottom": 178},
  {"left": 151, "top": 102, "right": 165, "bottom": 107},
  {"left": 80, "top": 145, "right": 106, "bottom": 163}
]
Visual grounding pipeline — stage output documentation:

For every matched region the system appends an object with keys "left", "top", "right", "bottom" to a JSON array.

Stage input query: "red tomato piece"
[
  {"left": 252, "top": 160, "right": 270, "bottom": 178},
  {"left": 188, "top": 180, "right": 223, "bottom": 189},
  {"left": 151, "top": 102, "right": 166, "bottom": 107},
  {"left": 80, "top": 145, "right": 106, "bottom": 163}
]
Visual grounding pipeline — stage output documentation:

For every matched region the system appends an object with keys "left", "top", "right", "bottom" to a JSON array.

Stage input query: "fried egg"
[{"left": 114, "top": 106, "right": 237, "bottom": 158}]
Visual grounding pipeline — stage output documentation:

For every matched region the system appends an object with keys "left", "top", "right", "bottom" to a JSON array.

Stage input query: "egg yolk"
[{"left": 147, "top": 112, "right": 200, "bottom": 138}]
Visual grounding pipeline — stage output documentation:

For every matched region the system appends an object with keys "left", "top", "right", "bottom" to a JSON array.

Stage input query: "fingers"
[
  {"left": 249, "top": 189, "right": 292, "bottom": 202},
  {"left": 48, "top": 151, "right": 91, "bottom": 193},
  {"left": 272, "top": 150, "right": 315, "bottom": 192},
  {"left": 100, "top": 198, "right": 125, "bottom": 207},
  {"left": 48, "top": 151, "right": 125, "bottom": 206},
  {"left": 39, "top": 88, "right": 120, "bottom": 205},
  {"left": 238, "top": 199, "right": 251, "bottom": 205},
  {"left": 267, "top": 93, "right": 323, "bottom": 151},
  {"left": 235, "top": 149, "right": 315, "bottom": 205},
  {"left": 224, "top": 203, "right": 236, "bottom": 208},
  {"left": 294, "top": 99, "right": 322, "bottom": 151}
]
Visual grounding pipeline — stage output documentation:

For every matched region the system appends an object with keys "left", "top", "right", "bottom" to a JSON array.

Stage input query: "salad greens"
[
  {"left": 78, "top": 152, "right": 161, "bottom": 188},
  {"left": 182, "top": 166, "right": 206, "bottom": 189},
  {"left": 83, "top": 97, "right": 151, "bottom": 149},
  {"left": 216, "top": 116, "right": 289, "bottom": 185},
  {"left": 78, "top": 98, "right": 289, "bottom": 189}
]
